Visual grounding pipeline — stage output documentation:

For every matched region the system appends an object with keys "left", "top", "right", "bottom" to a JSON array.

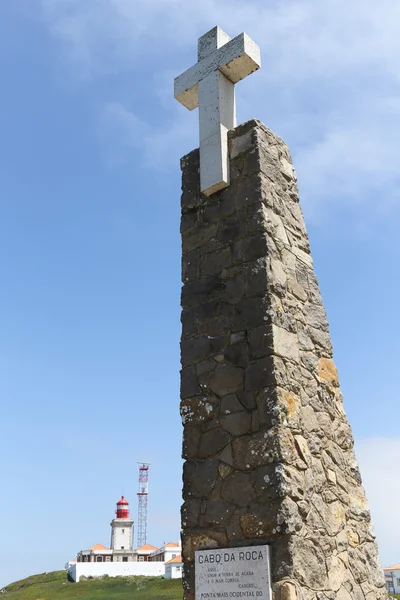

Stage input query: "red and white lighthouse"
[
  {"left": 110, "top": 495, "right": 134, "bottom": 556},
  {"left": 116, "top": 496, "right": 130, "bottom": 519}
]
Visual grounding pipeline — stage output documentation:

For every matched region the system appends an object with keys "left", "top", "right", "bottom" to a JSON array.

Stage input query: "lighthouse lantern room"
[{"left": 116, "top": 495, "right": 129, "bottom": 518}]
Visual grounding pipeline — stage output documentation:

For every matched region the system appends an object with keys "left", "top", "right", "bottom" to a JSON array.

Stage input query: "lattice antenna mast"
[{"left": 137, "top": 462, "right": 150, "bottom": 548}]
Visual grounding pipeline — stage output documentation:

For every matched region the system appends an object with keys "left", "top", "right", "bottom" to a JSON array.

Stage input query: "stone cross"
[{"left": 174, "top": 26, "right": 261, "bottom": 196}]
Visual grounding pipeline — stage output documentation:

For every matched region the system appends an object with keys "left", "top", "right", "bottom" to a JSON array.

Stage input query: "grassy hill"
[
  {"left": 3, "top": 571, "right": 397, "bottom": 600},
  {"left": 1, "top": 570, "right": 182, "bottom": 600}
]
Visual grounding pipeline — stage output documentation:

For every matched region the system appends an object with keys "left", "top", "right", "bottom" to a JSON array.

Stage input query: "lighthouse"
[
  {"left": 70, "top": 490, "right": 182, "bottom": 580},
  {"left": 110, "top": 496, "right": 134, "bottom": 560}
]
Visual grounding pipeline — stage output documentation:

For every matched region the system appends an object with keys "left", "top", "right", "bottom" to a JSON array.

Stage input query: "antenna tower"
[{"left": 137, "top": 462, "right": 150, "bottom": 547}]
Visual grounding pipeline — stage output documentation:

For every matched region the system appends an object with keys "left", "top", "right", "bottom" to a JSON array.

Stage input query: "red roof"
[
  {"left": 137, "top": 544, "right": 158, "bottom": 552},
  {"left": 90, "top": 544, "right": 109, "bottom": 551},
  {"left": 384, "top": 563, "right": 400, "bottom": 571},
  {"left": 165, "top": 554, "right": 182, "bottom": 565},
  {"left": 165, "top": 542, "right": 180, "bottom": 548},
  {"left": 117, "top": 495, "right": 129, "bottom": 505}
]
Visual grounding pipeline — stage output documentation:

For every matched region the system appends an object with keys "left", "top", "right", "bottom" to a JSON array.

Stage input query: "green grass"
[
  {"left": 1, "top": 570, "right": 182, "bottom": 600},
  {"left": 3, "top": 572, "right": 397, "bottom": 600}
]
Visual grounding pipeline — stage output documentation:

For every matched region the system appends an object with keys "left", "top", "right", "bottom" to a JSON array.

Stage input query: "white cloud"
[
  {"left": 294, "top": 99, "right": 400, "bottom": 221},
  {"left": 34, "top": 0, "right": 400, "bottom": 221},
  {"left": 38, "top": 0, "right": 400, "bottom": 78},
  {"left": 356, "top": 437, "right": 400, "bottom": 568}
]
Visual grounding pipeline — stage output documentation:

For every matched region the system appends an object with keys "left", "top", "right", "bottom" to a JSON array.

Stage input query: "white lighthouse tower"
[{"left": 110, "top": 495, "right": 134, "bottom": 560}]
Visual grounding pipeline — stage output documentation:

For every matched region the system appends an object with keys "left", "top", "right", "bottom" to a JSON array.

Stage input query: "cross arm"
[{"left": 174, "top": 33, "right": 261, "bottom": 111}]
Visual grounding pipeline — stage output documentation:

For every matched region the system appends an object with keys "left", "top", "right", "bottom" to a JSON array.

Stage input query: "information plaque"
[{"left": 195, "top": 545, "right": 271, "bottom": 600}]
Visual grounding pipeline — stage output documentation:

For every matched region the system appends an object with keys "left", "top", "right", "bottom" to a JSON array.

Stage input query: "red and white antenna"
[{"left": 137, "top": 462, "right": 150, "bottom": 548}]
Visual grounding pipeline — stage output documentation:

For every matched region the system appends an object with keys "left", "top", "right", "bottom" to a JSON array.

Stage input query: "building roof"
[
  {"left": 384, "top": 563, "right": 400, "bottom": 571},
  {"left": 165, "top": 555, "right": 182, "bottom": 565},
  {"left": 117, "top": 495, "right": 129, "bottom": 505},
  {"left": 90, "top": 544, "right": 109, "bottom": 551},
  {"left": 148, "top": 541, "right": 181, "bottom": 556},
  {"left": 137, "top": 544, "right": 158, "bottom": 552}
]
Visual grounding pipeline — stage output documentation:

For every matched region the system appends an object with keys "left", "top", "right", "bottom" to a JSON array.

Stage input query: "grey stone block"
[
  {"left": 209, "top": 364, "right": 245, "bottom": 396},
  {"left": 198, "top": 427, "right": 231, "bottom": 458}
]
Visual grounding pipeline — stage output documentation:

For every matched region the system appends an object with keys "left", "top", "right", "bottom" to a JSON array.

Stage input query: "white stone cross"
[{"left": 174, "top": 26, "right": 261, "bottom": 196}]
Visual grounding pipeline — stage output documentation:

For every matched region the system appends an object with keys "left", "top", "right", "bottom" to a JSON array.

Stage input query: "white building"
[
  {"left": 67, "top": 495, "right": 182, "bottom": 582},
  {"left": 69, "top": 560, "right": 165, "bottom": 582},
  {"left": 164, "top": 555, "right": 183, "bottom": 579},
  {"left": 77, "top": 543, "right": 113, "bottom": 564},
  {"left": 148, "top": 542, "right": 181, "bottom": 563},
  {"left": 384, "top": 563, "right": 400, "bottom": 595},
  {"left": 136, "top": 544, "right": 158, "bottom": 562}
]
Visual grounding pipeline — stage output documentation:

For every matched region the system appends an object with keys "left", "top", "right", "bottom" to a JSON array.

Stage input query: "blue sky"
[{"left": 0, "top": 0, "right": 399, "bottom": 588}]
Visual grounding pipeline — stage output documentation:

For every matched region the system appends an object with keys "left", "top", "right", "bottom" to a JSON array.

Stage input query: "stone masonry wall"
[{"left": 180, "top": 120, "right": 388, "bottom": 600}]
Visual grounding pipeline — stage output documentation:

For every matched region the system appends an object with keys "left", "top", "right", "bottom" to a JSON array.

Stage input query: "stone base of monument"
[{"left": 179, "top": 120, "right": 389, "bottom": 600}]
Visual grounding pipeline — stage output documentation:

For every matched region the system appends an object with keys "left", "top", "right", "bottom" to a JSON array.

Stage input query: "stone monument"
[{"left": 176, "top": 26, "right": 388, "bottom": 600}]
